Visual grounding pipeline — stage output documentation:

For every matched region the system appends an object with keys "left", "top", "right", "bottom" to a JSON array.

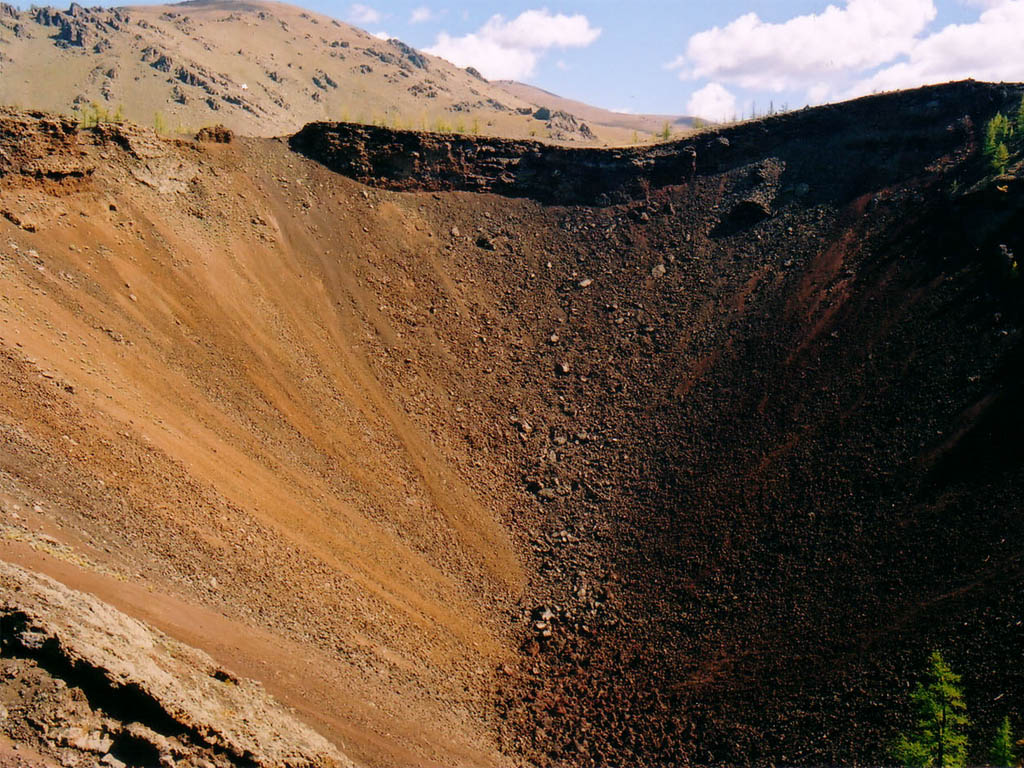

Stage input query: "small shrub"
[{"left": 79, "top": 101, "right": 111, "bottom": 128}]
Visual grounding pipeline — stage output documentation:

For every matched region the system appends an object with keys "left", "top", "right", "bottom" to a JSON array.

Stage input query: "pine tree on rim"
[{"left": 892, "top": 651, "right": 970, "bottom": 767}]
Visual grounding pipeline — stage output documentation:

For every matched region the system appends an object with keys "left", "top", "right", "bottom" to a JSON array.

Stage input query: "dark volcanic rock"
[
  {"left": 290, "top": 122, "right": 698, "bottom": 206},
  {"left": 291, "top": 80, "right": 1018, "bottom": 209}
]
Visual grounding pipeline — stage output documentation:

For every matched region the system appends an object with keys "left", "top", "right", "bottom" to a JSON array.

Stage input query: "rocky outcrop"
[
  {"left": 0, "top": 561, "right": 352, "bottom": 768},
  {"left": 545, "top": 109, "right": 595, "bottom": 142},
  {"left": 196, "top": 124, "right": 233, "bottom": 143},
  {"left": 0, "top": 108, "right": 93, "bottom": 180},
  {"left": 387, "top": 38, "right": 428, "bottom": 71},
  {"left": 31, "top": 3, "right": 110, "bottom": 49}
]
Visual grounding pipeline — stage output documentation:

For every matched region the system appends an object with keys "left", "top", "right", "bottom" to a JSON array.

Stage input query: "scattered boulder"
[{"left": 195, "top": 124, "right": 233, "bottom": 143}]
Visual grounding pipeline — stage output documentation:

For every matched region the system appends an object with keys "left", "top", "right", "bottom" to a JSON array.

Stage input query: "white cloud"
[
  {"left": 686, "top": 82, "right": 738, "bottom": 122},
  {"left": 347, "top": 3, "right": 381, "bottom": 26},
  {"left": 410, "top": 6, "right": 434, "bottom": 24},
  {"left": 426, "top": 9, "right": 601, "bottom": 80},
  {"left": 671, "top": 0, "right": 936, "bottom": 99},
  {"left": 851, "top": 1, "right": 1024, "bottom": 95},
  {"left": 372, "top": 30, "right": 390, "bottom": 40}
]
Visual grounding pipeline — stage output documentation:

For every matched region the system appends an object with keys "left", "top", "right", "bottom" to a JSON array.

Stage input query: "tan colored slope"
[
  {"left": 0, "top": 0, "right": 628, "bottom": 143},
  {"left": 495, "top": 80, "right": 694, "bottom": 138},
  {"left": 0, "top": 111, "right": 534, "bottom": 767}
]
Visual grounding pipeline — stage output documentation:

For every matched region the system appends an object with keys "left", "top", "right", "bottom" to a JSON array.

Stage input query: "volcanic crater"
[{"left": 0, "top": 79, "right": 1023, "bottom": 768}]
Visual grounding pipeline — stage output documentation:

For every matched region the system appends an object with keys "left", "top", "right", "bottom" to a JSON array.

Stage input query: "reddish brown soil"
[{"left": 1, "top": 80, "right": 1023, "bottom": 767}]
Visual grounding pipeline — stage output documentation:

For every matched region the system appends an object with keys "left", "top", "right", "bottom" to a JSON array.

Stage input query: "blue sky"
[
  {"left": 319, "top": 0, "right": 1024, "bottom": 119},
  {"left": 18, "top": 0, "right": 1023, "bottom": 118}
]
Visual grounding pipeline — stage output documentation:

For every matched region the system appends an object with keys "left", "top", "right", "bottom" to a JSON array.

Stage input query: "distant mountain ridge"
[
  {"left": 0, "top": 0, "right": 675, "bottom": 143},
  {"left": 495, "top": 80, "right": 693, "bottom": 136}
]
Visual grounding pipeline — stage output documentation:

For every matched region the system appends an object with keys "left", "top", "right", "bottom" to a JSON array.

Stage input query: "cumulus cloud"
[
  {"left": 347, "top": 3, "right": 381, "bottom": 26},
  {"left": 851, "top": 1, "right": 1024, "bottom": 95},
  {"left": 426, "top": 9, "right": 601, "bottom": 80},
  {"left": 409, "top": 6, "right": 434, "bottom": 24},
  {"left": 686, "top": 82, "right": 738, "bottom": 122},
  {"left": 671, "top": 0, "right": 936, "bottom": 98}
]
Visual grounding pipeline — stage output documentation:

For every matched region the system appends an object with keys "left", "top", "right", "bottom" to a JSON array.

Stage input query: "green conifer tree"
[
  {"left": 985, "top": 113, "right": 1011, "bottom": 159},
  {"left": 1016, "top": 96, "right": 1024, "bottom": 145},
  {"left": 991, "top": 716, "right": 1017, "bottom": 768},
  {"left": 892, "top": 651, "right": 970, "bottom": 767},
  {"left": 994, "top": 142, "right": 1011, "bottom": 174}
]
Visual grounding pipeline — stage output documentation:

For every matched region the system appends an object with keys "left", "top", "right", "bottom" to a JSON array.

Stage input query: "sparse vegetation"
[
  {"left": 78, "top": 101, "right": 124, "bottom": 128},
  {"left": 153, "top": 110, "right": 169, "bottom": 134},
  {"left": 892, "top": 651, "right": 969, "bottom": 768},
  {"left": 984, "top": 99, "right": 1024, "bottom": 174},
  {"left": 657, "top": 121, "right": 671, "bottom": 141}
]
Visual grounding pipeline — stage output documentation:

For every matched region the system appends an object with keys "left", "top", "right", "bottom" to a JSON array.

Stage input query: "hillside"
[
  {"left": 0, "top": 79, "right": 1023, "bottom": 768},
  {"left": 0, "top": 0, "right": 645, "bottom": 144},
  {"left": 494, "top": 80, "right": 693, "bottom": 137}
]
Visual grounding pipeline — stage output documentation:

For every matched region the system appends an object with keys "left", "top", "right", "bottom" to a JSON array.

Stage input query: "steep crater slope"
[
  {"left": 293, "top": 80, "right": 1024, "bottom": 765},
  {"left": 0, "top": 79, "right": 1022, "bottom": 768}
]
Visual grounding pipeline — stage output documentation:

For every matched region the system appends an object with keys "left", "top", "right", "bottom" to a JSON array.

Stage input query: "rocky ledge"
[
  {"left": 289, "top": 122, "right": 698, "bottom": 206},
  {"left": 0, "top": 562, "right": 352, "bottom": 768},
  {"left": 291, "top": 80, "right": 1022, "bottom": 207}
]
